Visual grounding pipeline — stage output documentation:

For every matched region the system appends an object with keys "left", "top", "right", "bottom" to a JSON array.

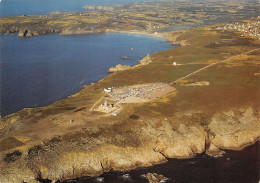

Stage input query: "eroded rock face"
[
  {"left": 18, "top": 30, "right": 33, "bottom": 38},
  {"left": 0, "top": 107, "right": 259, "bottom": 183},
  {"left": 38, "top": 146, "right": 166, "bottom": 181},
  {"left": 0, "top": 144, "right": 166, "bottom": 182},
  {"left": 0, "top": 160, "right": 37, "bottom": 183},
  {"left": 208, "top": 107, "right": 260, "bottom": 150},
  {"left": 154, "top": 123, "right": 207, "bottom": 158}
]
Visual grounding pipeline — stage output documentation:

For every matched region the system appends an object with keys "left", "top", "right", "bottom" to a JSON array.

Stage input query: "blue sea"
[
  {"left": 0, "top": 33, "right": 174, "bottom": 117},
  {"left": 0, "top": 0, "right": 153, "bottom": 17}
]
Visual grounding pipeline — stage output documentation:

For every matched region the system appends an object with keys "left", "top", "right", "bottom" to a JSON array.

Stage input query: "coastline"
[
  {"left": 0, "top": 20, "right": 260, "bottom": 183},
  {"left": 0, "top": 30, "right": 173, "bottom": 118},
  {"left": 62, "top": 141, "right": 260, "bottom": 183}
]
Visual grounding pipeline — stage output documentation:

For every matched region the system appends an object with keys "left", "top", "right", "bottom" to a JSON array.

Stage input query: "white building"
[{"left": 104, "top": 87, "right": 113, "bottom": 93}]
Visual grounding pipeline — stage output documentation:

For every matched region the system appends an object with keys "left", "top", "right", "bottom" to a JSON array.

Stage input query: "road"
[{"left": 170, "top": 48, "right": 260, "bottom": 84}]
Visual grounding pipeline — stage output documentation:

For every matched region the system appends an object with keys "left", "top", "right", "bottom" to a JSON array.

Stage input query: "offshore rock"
[
  {"left": 206, "top": 144, "right": 225, "bottom": 157},
  {"left": 144, "top": 173, "right": 167, "bottom": 183}
]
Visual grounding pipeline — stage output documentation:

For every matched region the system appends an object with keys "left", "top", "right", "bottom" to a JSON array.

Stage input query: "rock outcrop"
[
  {"left": 144, "top": 173, "right": 167, "bottom": 183},
  {"left": 107, "top": 54, "right": 154, "bottom": 73},
  {"left": 60, "top": 26, "right": 97, "bottom": 35},
  {"left": 107, "top": 64, "right": 132, "bottom": 72},
  {"left": 18, "top": 30, "right": 33, "bottom": 38},
  {"left": 206, "top": 144, "right": 225, "bottom": 157},
  {"left": 208, "top": 108, "right": 260, "bottom": 150},
  {"left": 139, "top": 54, "right": 153, "bottom": 65},
  {"left": 153, "top": 123, "right": 207, "bottom": 158}
]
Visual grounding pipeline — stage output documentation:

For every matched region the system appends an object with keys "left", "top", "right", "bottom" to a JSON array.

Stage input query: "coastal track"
[{"left": 170, "top": 48, "right": 260, "bottom": 84}]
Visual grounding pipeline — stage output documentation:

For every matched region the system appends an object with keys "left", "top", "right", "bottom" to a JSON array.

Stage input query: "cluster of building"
[
  {"left": 109, "top": 83, "right": 169, "bottom": 103},
  {"left": 217, "top": 20, "right": 260, "bottom": 39},
  {"left": 96, "top": 83, "right": 174, "bottom": 116}
]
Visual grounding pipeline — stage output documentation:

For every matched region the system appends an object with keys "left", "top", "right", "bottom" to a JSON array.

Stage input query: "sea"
[
  {"left": 0, "top": 33, "right": 174, "bottom": 117},
  {"left": 0, "top": 0, "right": 153, "bottom": 17},
  {"left": 0, "top": 1, "right": 259, "bottom": 183}
]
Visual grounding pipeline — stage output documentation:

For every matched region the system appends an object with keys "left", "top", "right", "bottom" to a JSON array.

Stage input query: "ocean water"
[
  {"left": 0, "top": 0, "right": 153, "bottom": 17},
  {"left": 0, "top": 33, "right": 174, "bottom": 117}
]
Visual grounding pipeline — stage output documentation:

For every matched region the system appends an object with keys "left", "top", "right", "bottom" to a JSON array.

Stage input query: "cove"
[{"left": 0, "top": 33, "right": 175, "bottom": 117}]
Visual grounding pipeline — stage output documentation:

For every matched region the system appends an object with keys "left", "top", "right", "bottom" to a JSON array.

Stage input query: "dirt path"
[
  {"left": 90, "top": 96, "right": 104, "bottom": 111},
  {"left": 171, "top": 48, "right": 260, "bottom": 84}
]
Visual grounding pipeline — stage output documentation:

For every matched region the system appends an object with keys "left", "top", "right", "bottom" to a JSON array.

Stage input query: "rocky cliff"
[{"left": 0, "top": 106, "right": 259, "bottom": 183}]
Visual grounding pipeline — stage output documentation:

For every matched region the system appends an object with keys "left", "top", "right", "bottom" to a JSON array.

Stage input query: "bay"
[{"left": 0, "top": 33, "right": 174, "bottom": 117}]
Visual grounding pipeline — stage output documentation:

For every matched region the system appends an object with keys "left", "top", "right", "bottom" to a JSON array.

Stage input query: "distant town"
[{"left": 217, "top": 19, "right": 260, "bottom": 39}]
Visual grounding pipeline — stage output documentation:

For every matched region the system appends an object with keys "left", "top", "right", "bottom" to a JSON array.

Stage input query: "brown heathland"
[{"left": 0, "top": 24, "right": 259, "bottom": 182}]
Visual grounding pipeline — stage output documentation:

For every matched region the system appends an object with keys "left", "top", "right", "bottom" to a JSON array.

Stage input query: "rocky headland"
[
  {"left": 0, "top": 1, "right": 260, "bottom": 182},
  {"left": 0, "top": 106, "right": 259, "bottom": 183},
  {"left": 1, "top": 24, "right": 260, "bottom": 182},
  {"left": 107, "top": 64, "right": 132, "bottom": 73},
  {"left": 107, "top": 54, "right": 153, "bottom": 73}
]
